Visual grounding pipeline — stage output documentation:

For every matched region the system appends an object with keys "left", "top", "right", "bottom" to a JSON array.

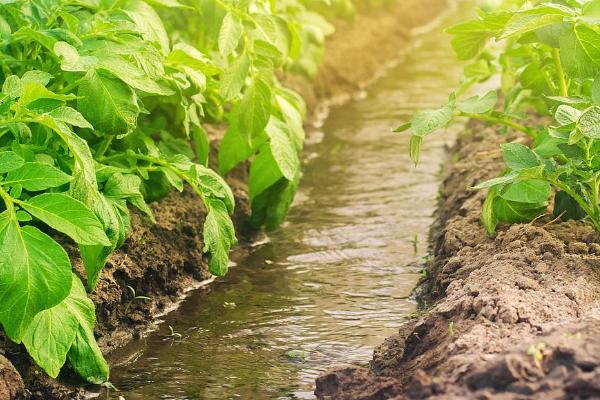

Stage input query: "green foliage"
[
  {"left": 0, "top": 0, "right": 343, "bottom": 387},
  {"left": 401, "top": 0, "right": 600, "bottom": 235}
]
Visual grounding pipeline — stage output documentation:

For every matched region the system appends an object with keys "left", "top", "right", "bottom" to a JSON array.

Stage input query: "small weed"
[
  {"left": 448, "top": 321, "right": 455, "bottom": 336},
  {"left": 166, "top": 326, "right": 182, "bottom": 340},
  {"left": 124, "top": 286, "right": 151, "bottom": 311},
  {"left": 527, "top": 342, "right": 546, "bottom": 369}
]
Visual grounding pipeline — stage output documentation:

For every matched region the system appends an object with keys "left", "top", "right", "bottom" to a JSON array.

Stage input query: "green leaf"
[
  {"left": 457, "top": 90, "right": 497, "bottom": 114},
  {"left": 77, "top": 69, "right": 139, "bottom": 136},
  {"left": 65, "top": 275, "right": 109, "bottom": 384},
  {"left": 472, "top": 171, "right": 518, "bottom": 189},
  {"left": 393, "top": 122, "right": 411, "bottom": 133},
  {"left": 6, "top": 162, "right": 71, "bottom": 191},
  {"left": 411, "top": 98, "right": 455, "bottom": 137},
  {"left": 499, "top": 180, "right": 551, "bottom": 204},
  {"left": 54, "top": 41, "right": 97, "bottom": 72},
  {"left": 22, "top": 275, "right": 93, "bottom": 379},
  {"left": 0, "top": 151, "right": 24, "bottom": 173},
  {"left": 577, "top": 106, "right": 600, "bottom": 139},
  {"left": 409, "top": 135, "right": 422, "bottom": 166},
  {"left": 481, "top": 188, "right": 498, "bottom": 237},
  {"left": 500, "top": 8, "right": 566, "bottom": 39},
  {"left": 249, "top": 172, "right": 299, "bottom": 231},
  {"left": 249, "top": 145, "right": 283, "bottom": 202},
  {"left": 21, "top": 193, "right": 110, "bottom": 246},
  {"left": 553, "top": 190, "right": 586, "bottom": 221},
  {"left": 98, "top": 55, "right": 174, "bottom": 96},
  {"left": 192, "top": 165, "right": 235, "bottom": 213},
  {"left": 555, "top": 104, "right": 582, "bottom": 125},
  {"left": 560, "top": 25, "right": 600, "bottom": 79},
  {"left": 264, "top": 117, "right": 300, "bottom": 181},
  {"left": 203, "top": 198, "right": 237, "bottom": 276},
  {"left": 219, "top": 12, "right": 243, "bottom": 57},
  {"left": 18, "top": 82, "right": 75, "bottom": 106},
  {"left": 501, "top": 143, "right": 540, "bottom": 170},
  {"left": 49, "top": 107, "right": 93, "bottom": 129},
  {"left": 219, "top": 53, "right": 250, "bottom": 100},
  {"left": 123, "top": 0, "right": 170, "bottom": 54},
  {"left": 494, "top": 197, "right": 547, "bottom": 223},
  {"left": 238, "top": 76, "right": 272, "bottom": 141},
  {"left": 218, "top": 123, "right": 254, "bottom": 175},
  {"left": 0, "top": 213, "right": 72, "bottom": 342}
]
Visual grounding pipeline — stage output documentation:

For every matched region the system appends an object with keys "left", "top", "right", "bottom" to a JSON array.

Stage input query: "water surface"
[{"left": 102, "top": 4, "right": 471, "bottom": 399}]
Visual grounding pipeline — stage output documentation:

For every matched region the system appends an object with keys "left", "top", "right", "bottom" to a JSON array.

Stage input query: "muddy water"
[{"left": 102, "top": 5, "right": 471, "bottom": 400}]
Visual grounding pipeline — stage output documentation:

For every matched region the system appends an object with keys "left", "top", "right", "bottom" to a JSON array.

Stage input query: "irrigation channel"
[{"left": 99, "top": 4, "right": 470, "bottom": 399}]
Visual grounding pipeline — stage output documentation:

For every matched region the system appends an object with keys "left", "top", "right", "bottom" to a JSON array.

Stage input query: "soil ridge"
[{"left": 315, "top": 121, "right": 600, "bottom": 399}]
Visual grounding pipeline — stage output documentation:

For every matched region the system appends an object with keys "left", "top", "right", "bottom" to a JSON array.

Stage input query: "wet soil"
[
  {"left": 0, "top": 1, "right": 450, "bottom": 399},
  {"left": 315, "top": 121, "right": 600, "bottom": 399}
]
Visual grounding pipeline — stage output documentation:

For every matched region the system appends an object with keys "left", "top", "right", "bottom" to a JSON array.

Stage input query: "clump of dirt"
[
  {"left": 316, "top": 121, "right": 600, "bottom": 399},
  {"left": 0, "top": 1, "right": 452, "bottom": 399}
]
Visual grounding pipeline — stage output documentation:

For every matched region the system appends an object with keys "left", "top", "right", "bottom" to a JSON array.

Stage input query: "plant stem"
[
  {"left": 458, "top": 112, "right": 537, "bottom": 138},
  {"left": 552, "top": 48, "right": 569, "bottom": 97},
  {"left": 95, "top": 136, "right": 113, "bottom": 159},
  {"left": 0, "top": 185, "right": 16, "bottom": 221}
]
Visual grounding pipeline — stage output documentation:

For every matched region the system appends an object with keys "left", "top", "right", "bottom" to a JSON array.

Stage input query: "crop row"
[
  {"left": 0, "top": 0, "right": 354, "bottom": 386},
  {"left": 401, "top": 0, "right": 600, "bottom": 237}
]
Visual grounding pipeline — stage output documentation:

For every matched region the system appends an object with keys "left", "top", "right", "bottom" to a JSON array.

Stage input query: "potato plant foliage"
[
  {"left": 399, "top": 0, "right": 600, "bottom": 236},
  {"left": 0, "top": 0, "right": 345, "bottom": 385}
]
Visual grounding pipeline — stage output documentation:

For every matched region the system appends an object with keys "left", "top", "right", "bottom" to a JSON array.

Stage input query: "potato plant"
[
  {"left": 398, "top": 0, "right": 600, "bottom": 235},
  {"left": 0, "top": 0, "right": 338, "bottom": 386}
]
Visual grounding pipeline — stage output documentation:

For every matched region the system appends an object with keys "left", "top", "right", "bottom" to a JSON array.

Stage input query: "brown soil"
[
  {"left": 0, "top": 1, "right": 450, "bottom": 399},
  {"left": 315, "top": 121, "right": 600, "bottom": 399}
]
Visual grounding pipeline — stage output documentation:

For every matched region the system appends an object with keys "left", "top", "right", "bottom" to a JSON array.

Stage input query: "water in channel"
[{"left": 101, "top": 4, "right": 472, "bottom": 399}]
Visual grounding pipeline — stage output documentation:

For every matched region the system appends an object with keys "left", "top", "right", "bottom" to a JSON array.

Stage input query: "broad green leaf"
[
  {"left": 264, "top": 117, "right": 300, "bottom": 181},
  {"left": 500, "top": 9, "right": 566, "bottom": 39},
  {"left": 123, "top": 0, "right": 170, "bottom": 54},
  {"left": 6, "top": 162, "right": 71, "bottom": 191},
  {"left": 0, "top": 151, "right": 24, "bottom": 173},
  {"left": 0, "top": 213, "right": 72, "bottom": 342},
  {"left": 555, "top": 104, "right": 582, "bottom": 125},
  {"left": 49, "top": 107, "right": 93, "bottom": 129},
  {"left": 499, "top": 180, "right": 551, "bottom": 204},
  {"left": 218, "top": 123, "right": 255, "bottom": 175},
  {"left": 98, "top": 55, "right": 174, "bottom": 95},
  {"left": 18, "top": 82, "right": 75, "bottom": 106},
  {"left": 411, "top": 99, "right": 455, "bottom": 137},
  {"left": 219, "top": 13, "right": 243, "bottom": 57},
  {"left": 494, "top": 197, "right": 547, "bottom": 223},
  {"left": 104, "top": 173, "right": 154, "bottom": 220},
  {"left": 553, "top": 190, "right": 586, "bottom": 221},
  {"left": 70, "top": 172, "right": 122, "bottom": 290},
  {"left": 2, "top": 75, "right": 21, "bottom": 98},
  {"left": 21, "top": 193, "right": 110, "bottom": 246},
  {"left": 275, "top": 93, "right": 304, "bottom": 152},
  {"left": 238, "top": 76, "right": 272, "bottom": 141},
  {"left": 66, "top": 287, "right": 109, "bottom": 384},
  {"left": 249, "top": 172, "right": 299, "bottom": 231},
  {"left": 501, "top": 143, "right": 540, "bottom": 170},
  {"left": 54, "top": 41, "right": 97, "bottom": 72},
  {"left": 23, "top": 275, "right": 89, "bottom": 378},
  {"left": 77, "top": 69, "right": 139, "bottom": 136},
  {"left": 249, "top": 145, "right": 283, "bottom": 202},
  {"left": 219, "top": 53, "right": 250, "bottom": 100},
  {"left": 203, "top": 198, "right": 237, "bottom": 276},
  {"left": 457, "top": 90, "right": 497, "bottom": 114},
  {"left": 192, "top": 165, "right": 235, "bottom": 213},
  {"left": 578, "top": 106, "right": 600, "bottom": 138},
  {"left": 560, "top": 25, "right": 600, "bottom": 79}
]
